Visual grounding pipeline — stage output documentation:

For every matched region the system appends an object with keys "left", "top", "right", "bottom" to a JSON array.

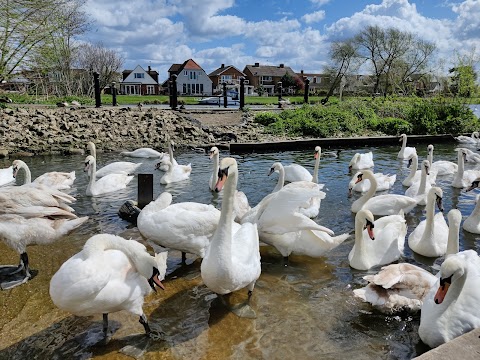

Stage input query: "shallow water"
[{"left": 1, "top": 141, "right": 479, "bottom": 360}]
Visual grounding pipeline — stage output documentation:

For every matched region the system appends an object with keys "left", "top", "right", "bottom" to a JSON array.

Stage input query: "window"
[
  {"left": 189, "top": 71, "right": 197, "bottom": 80},
  {"left": 134, "top": 73, "right": 144, "bottom": 79},
  {"left": 147, "top": 85, "right": 155, "bottom": 95},
  {"left": 184, "top": 70, "right": 188, "bottom": 76},
  {"left": 221, "top": 75, "right": 233, "bottom": 83},
  {"left": 261, "top": 76, "right": 272, "bottom": 84}
]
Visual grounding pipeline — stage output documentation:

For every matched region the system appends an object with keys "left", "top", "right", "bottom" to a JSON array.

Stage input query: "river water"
[{"left": 0, "top": 140, "right": 479, "bottom": 360}]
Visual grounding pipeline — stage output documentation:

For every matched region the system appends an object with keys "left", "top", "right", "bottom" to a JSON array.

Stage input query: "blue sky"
[{"left": 82, "top": 0, "right": 480, "bottom": 81}]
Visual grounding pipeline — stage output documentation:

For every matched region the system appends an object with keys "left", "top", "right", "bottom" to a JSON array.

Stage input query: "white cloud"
[
  {"left": 302, "top": 10, "right": 326, "bottom": 24},
  {"left": 309, "top": 0, "right": 330, "bottom": 6}
]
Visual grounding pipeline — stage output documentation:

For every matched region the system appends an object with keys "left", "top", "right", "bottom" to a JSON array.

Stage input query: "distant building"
[
  {"left": 208, "top": 64, "right": 255, "bottom": 96},
  {"left": 120, "top": 65, "right": 160, "bottom": 95},
  {"left": 243, "top": 63, "right": 297, "bottom": 95},
  {"left": 167, "top": 59, "right": 213, "bottom": 96}
]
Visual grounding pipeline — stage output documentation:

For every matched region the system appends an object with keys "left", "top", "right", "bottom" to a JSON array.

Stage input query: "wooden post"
[
  {"left": 94, "top": 72, "right": 101, "bottom": 108},
  {"left": 304, "top": 78, "right": 310, "bottom": 104},
  {"left": 137, "top": 174, "right": 153, "bottom": 209},
  {"left": 240, "top": 77, "right": 245, "bottom": 110}
]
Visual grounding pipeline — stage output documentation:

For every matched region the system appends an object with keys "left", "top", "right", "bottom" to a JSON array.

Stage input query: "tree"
[
  {"left": 449, "top": 49, "right": 479, "bottom": 98},
  {"left": 75, "top": 42, "right": 124, "bottom": 96},
  {"left": 322, "top": 39, "right": 359, "bottom": 104},
  {"left": 0, "top": 0, "right": 85, "bottom": 83}
]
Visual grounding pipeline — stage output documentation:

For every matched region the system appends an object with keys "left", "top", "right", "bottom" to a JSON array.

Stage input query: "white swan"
[
  {"left": 397, "top": 134, "right": 416, "bottom": 159},
  {"left": 155, "top": 140, "right": 178, "bottom": 172},
  {"left": 348, "top": 151, "right": 374, "bottom": 171},
  {"left": 419, "top": 250, "right": 480, "bottom": 348},
  {"left": 12, "top": 160, "right": 75, "bottom": 190},
  {"left": 402, "top": 151, "right": 436, "bottom": 187},
  {"left": 460, "top": 147, "right": 480, "bottom": 163},
  {"left": 405, "top": 160, "right": 432, "bottom": 205},
  {"left": 87, "top": 142, "right": 142, "bottom": 178},
  {"left": 427, "top": 144, "right": 457, "bottom": 176},
  {"left": 283, "top": 163, "right": 312, "bottom": 183},
  {"left": 454, "top": 131, "right": 479, "bottom": 145},
  {"left": 349, "top": 171, "right": 396, "bottom": 193},
  {"left": 348, "top": 209, "right": 406, "bottom": 270},
  {"left": 353, "top": 209, "right": 462, "bottom": 313},
  {"left": 209, "top": 146, "right": 221, "bottom": 191},
  {"left": 451, "top": 148, "right": 480, "bottom": 188},
  {"left": 268, "top": 162, "right": 324, "bottom": 218},
  {"left": 408, "top": 187, "right": 449, "bottom": 257},
  {"left": 84, "top": 155, "right": 134, "bottom": 196},
  {"left": 137, "top": 192, "right": 222, "bottom": 259},
  {"left": 201, "top": 157, "right": 261, "bottom": 313},
  {"left": 159, "top": 159, "right": 191, "bottom": 184},
  {"left": 351, "top": 170, "right": 417, "bottom": 215},
  {"left": 463, "top": 194, "right": 480, "bottom": 234},
  {"left": 0, "top": 214, "right": 88, "bottom": 290},
  {"left": 121, "top": 147, "right": 163, "bottom": 158},
  {"left": 0, "top": 166, "right": 15, "bottom": 186},
  {"left": 0, "top": 185, "right": 77, "bottom": 219},
  {"left": 50, "top": 234, "right": 167, "bottom": 338}
]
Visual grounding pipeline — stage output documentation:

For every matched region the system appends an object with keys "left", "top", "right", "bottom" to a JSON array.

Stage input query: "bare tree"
[
  {"left": 321, "top": 40, "right": 359, "bottom": 104},
  {"left": 75, "top": 42, "right": 124, "bottom": 96}
]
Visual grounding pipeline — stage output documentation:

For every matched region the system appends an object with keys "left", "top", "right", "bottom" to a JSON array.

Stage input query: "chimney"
[
  {"left": 279, "top": 64, "right": 284, "bottom": 68},
  {"left": 221, "top": 64, "right": 225, "bottom": 68},
  {"left": 254, "top": 62, "right": 259, "bottom": 67},
  {"left": 148, "top": 65, "right": 151, "bottom": 72},
  {"left": 300, "top": 69, "right": 304, "bottom": 75}
]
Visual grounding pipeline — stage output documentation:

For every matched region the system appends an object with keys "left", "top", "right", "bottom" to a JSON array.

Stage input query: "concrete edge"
[
  {"left": 413, "top": 328, "right": 480, "bottom": 360},
  {"left": 229, "top": 134, "right": 459, "bottom": 153}
]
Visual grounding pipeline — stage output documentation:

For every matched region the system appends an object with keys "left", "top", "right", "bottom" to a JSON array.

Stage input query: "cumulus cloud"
[
  {"left": 310, "top": 0, "right": 330, "bottom": 6},
  {"left": 302, "top": 11, "right": 326, "bottom": 24}
]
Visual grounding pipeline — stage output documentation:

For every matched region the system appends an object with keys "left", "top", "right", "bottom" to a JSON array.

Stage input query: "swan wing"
[
  {"left": 284, "top": 164, "right": 313, "bottom": 182},
  {"left": 96, "top": 162, "right": 142, "bottom": 177}
]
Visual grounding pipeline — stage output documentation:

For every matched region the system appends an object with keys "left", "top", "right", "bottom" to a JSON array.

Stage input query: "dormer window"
[{"left": 134, "top": 73, "right": 144, "bottom": 79}]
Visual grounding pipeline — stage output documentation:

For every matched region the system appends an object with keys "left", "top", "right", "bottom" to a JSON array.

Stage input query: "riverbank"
[{"left": 0, "top": 106, "right": 295, "bottom": 157}]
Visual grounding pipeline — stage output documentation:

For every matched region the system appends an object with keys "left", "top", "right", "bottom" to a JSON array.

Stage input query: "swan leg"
[
  {"left": 102, "top": 313, "right": 109, "bottom": 338},
  {"left": 139, "top": 314, "right": 151, "bottom": 335},
  {"left": 0, "top": 253, "right": 32, "bottom": 290},
  {"left": 181, "top": 252, "right": 187, "bottom": 264},
  {"left": 283, "top": 256, "right": 290, "bottom": 266}
]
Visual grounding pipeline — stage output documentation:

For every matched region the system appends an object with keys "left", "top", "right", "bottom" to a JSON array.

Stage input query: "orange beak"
[
  {"left": 434, "top": 282, "right": 450, "bottom": 304},
  {"left": 215, "top": 174, "right": 227, "bottom": 192}
]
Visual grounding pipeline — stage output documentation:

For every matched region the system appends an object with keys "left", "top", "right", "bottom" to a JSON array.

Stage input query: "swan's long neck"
[
  {"left": 210, "top": 168, "right": 237, "bottom": 263},
  {"left": 352, "top": 215, "right": 367, "bottom": 260},
  {"left": 168, "top": 143, "right": 175, "bottom": 163},
  {"left": 360, "top": 172, "right": 377, "bottom": 204},
  {"left": 454, "top": 151, "right": 465, "bottom": 184},
  {"left": 87, "top": 159, "right": 97, "bottom": 192},
  {"left": 273, "top": 165, "right": 285, "bottom": 192},
  {"left": 21, "top": 163, "right": 32, "bottom": 184},
  {"left": 427, "top": 149, "right": 433, "bottom": 165},
  {"left": 211, "top": 153, "right": 219, "bottom": 191},
  {"left": 312, "top": 153, "right": 320, "bottom": 184},
  {"left": 88, "top": 143, "right": 97, "bottom": 158},
  {"left": 406, "top": 156, "right": 418, "bottom": 181},
  {"left": 424, "top": 194, "right": 436, "bottom": 237},
  {"left": 446, "top": 221, "right": 460, "bottom": 256},
  {"left": 418, "top": 164, "right": 428, "bottom": 195},
  {"left": 401, "top": 136, "right": 407, "bottom": 151}
]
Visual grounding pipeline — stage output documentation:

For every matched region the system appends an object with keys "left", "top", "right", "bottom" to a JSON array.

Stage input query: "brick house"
[
  {"left": 243, "top": 63, "right": 298, "bottom": 95},
  {"left": 208, "top": 64, "right": 255, "bottom": 96},
  {"left": 120, "top": 65, "right": 160, "bottom": 95}
]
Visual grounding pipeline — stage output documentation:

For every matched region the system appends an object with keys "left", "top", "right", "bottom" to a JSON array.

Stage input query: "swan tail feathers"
[{"left": 57, "top": 216, "right": 89, "bottom": 236}]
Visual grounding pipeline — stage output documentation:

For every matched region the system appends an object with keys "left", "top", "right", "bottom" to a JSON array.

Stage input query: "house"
[
  {"left": 297, "top": 70, "right": 331, "bottom": 95},
  {"left": 243, "top": 63, "right": 298, "bottom": 95},
  {"left": 208, "top": 64, "right": 255, "bottom": 96},
  {"left": 167, "top": 59, "right": 212, "bottom": 96},
  {"left": 120, "top": 65, "right": 160, "bottom": 95}
]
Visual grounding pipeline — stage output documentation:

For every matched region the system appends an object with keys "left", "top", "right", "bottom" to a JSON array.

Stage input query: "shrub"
[
  {"left": 374, "top": 117, "right": 413, "bottom": 135},
  {"left": 254, "top": 112, "right": 279, "bottom": 126}
]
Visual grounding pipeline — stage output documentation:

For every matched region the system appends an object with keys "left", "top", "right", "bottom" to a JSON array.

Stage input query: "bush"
[
  {"left": 254, "top": 112, "right": 279, "bottom": 126},
  {"left": 374, "top": 117, "right": 413, "bottom": 135}
]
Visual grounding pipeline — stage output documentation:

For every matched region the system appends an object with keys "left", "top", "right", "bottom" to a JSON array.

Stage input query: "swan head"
[
  {"left": 138, "top": 251, "right": 168, "bottom": 292},
  {"left": 87, "top": 142, "right": 96, "bottom": 158},
  {"left": 314, "top": 146, "right": 321, "bottom": 159},
  {"left": 348, "top": 153, "right": 360, "bottom": 171},
  {"left": 215, "top": 157, "right": 237, "bottom": 192},
  {"left": 357, "top": 209, "right": 375, "bottom": 240},
  {"left": 11, "top": 160, "right": 27, "bottom": 178},
  {"left": 268, "top": 162, "right": 283, "bottom": 176},
  {"left": 209, "top": 146, "right": 219, "bottom": 159},
  {"left": 422, "top": 160, "right": 430, "bottom": 175},
  {"left": 355, "top": 169, "right": 373, "bottom": 184},
  {"left": 406, "top": 151, "right": 417, "bottom": 167},
  {"left": 447, "top": 208, "right": 462, "bottom": 230},
  {"left": 427, "top": 144, "right": 434, "bottom": 153},
  {"left": 428, "top": 187, "right": 444, "bottom": 212},
  {"left": 466, "top": 178, "right": 480, "bottom": 192},
  {"left": 84, "top": 155, "right": 96, "bottom": 174},
  {"left": 399, "top": 134, "right": 407, "bottom": 142},
  {"left": 473, "top": 131, "right": 480, "bottom": 139}
]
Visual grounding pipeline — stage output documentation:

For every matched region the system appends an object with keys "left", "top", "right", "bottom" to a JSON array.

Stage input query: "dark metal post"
[
  {"left": 277, "top": 81, "right": 283, "bottom": 108},
  {"left": 222, "top": 82, "right": 227, "bottom": 108},
  {"left": 94, "top": 72, "right": 101, "bottom": 108},
  {"left": 239, "top": 77, "right": 245, "bottom": 110},
  {"left": 111, "top": 81, "right": 117, "bottom": 106},
  {"left": 137, "top": 174, "right": 153, "bottom": 209},
  {"left": 304, "top": 78, "right": 310, "bottom": 104},
  {"left": 171, "top": 74, "right": 178, "bottom": 110}
]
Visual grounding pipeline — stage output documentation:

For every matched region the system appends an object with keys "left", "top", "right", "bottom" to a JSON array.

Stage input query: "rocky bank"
[{"left": 0, "top": 106, "right": 286, "bottom": 157}]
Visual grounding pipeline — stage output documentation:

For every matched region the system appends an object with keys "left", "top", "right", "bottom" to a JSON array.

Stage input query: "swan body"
[
  {"left": 13, "top": 160, "right": 75, "bottom": 190},
  {"left": 201, "top": 157, "right": 261, "bottom": 298},
  {"left": 268, "top": 162, "right": 324, "bottom": 218},
  {"left": 405, "top": 160, "right": 432, "bottom": 205},
  {"left": 463, "top": 194, "right": 480, "bottom": 234},
  {"left": 351, "top": 170, "right": 417, "bottom": 215},
  {"left": 397, "top": 134, "right": 416, "bottom": 159},
  {"left": 348, "top": 209, "right": 406, "bottom": 270},
  {"left": 427, "top": 144, "right": 457, "bottom": 176},
  {"left": 353, "top": 209, "right": 462, "bottom": 312},
  {"left": 283, "top": 164, "right": 313, "bottom": 183},
  {"left": 87, "top": 142, "right": 142, "bottom": 177},
  {"left": 452, "top": 148, "right": 480, "bottom": 188},
  {"left": 121, "top": 148, "right": 162, "bottom": 158},
  {"left": 159, "top": 159, "right": 192, "bottom": 184},
  {"left": 137, "top": 192, "right": 223, "bottom": 258},
  {"left": 349, "top": 171, "right": 396, "bottom": 193},
  {"left": 50, "top": 234, "right": 167, "bottom": 337},
  {"left": 402, "top": 151, "right": 435, "bottom": 187},
  {"left": 460, "top": 147, "right": 480, "bottom": 163},
  {"left": 0, "top": 166, "right": 15, "bottom": 186},
  {"left": 454, "top": 131, "right": 479, "bottom": 145},
  {"left": 348, "top": 152, "right": 374, "bottom": 171},
  {"left": 419, "top": 250, "right": 480, "bottom": 348},
  {"left": 408, "top": 187, "right": 449, "bottom": 257},
  {"left": 0, "top": 214, "right": 88, "bottom": 289},
  {"left": 84, "top": 155, "right": 134, "bottom": 196}
]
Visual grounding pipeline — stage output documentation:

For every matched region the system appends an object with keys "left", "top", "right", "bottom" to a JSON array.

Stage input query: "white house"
[
  {"left": 120, "top": 65, "right": 160, "bottom": 95},
  {"left": 167, "top": 59, "right": 213, "bottom": 96}
]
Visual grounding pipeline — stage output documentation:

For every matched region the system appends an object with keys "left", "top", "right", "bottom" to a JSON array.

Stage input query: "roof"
[
  {"left": 244, "top": 64, "right": 297, "bottom": 77},
  {"left": 208, "top": 65, "right": 246, "bottom": 77},
  {"left": 169, "top": 59, "right": 204, "bottom": 75}
]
